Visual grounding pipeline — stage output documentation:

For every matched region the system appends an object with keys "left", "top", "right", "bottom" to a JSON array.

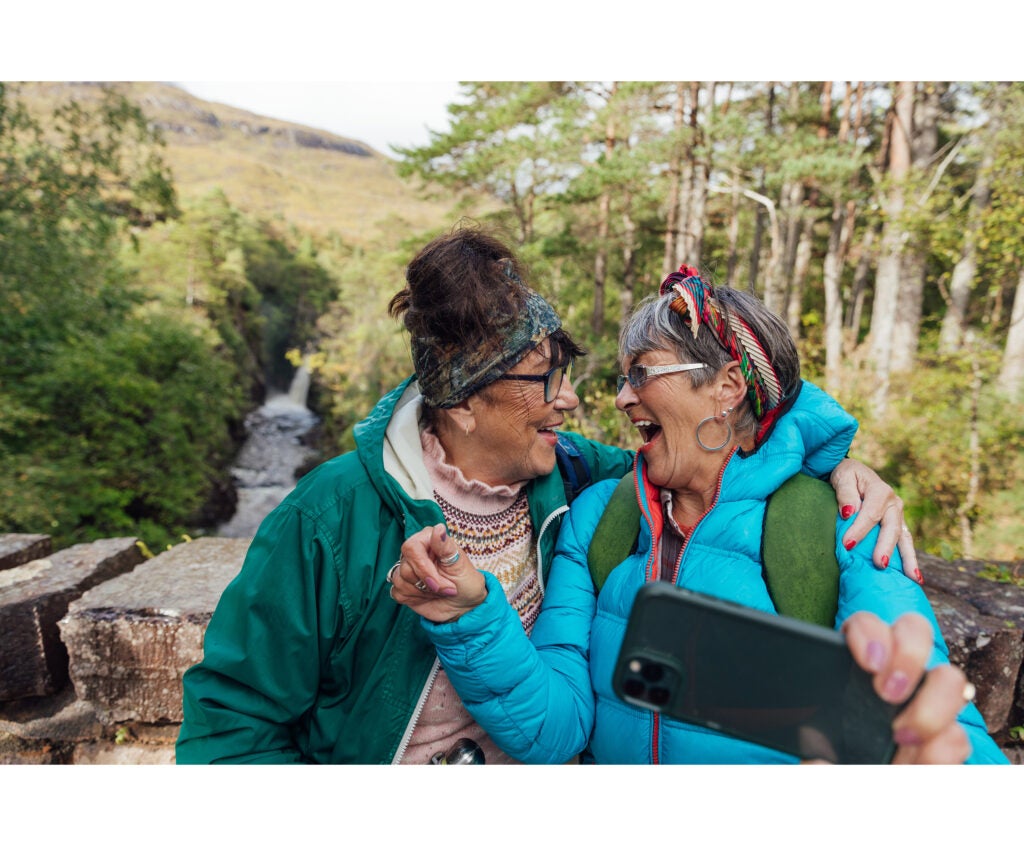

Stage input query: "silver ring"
[
  {"left": 389, "top": 585, "right": 396, "bottom": 600},
  {"left": 963, "top": 682, "right": 976, "bottom": 702},
  {"left": 902, "top": 524, "right": 911, "bottom": 534},
  {"left": 386, "top": 561, "right": 402, "bottom": 584},
  {"left": 441, "top": 551, "right": 460, "bottom": 565},
  {"left": 414, "top": 580, "right": 428, "bottom": 592}
]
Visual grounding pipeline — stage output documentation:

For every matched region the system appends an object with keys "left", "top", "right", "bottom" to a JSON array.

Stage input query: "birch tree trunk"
[
  {"left": 765, "top": 85, "right": 803, "bottom": 317},
  {"left": 939, "top": 88, "right": 1003, "bottom": 353},
  {"left": 999, "top": 267, "right": 1024, "bottom": 400},
  {"left": 591, "top": 87, "right": 617, "bottom": 335},
  {"left": 748, "top": 84, "right": 775, "bottom": 295},
  {"left": 787, "top": 224, "right": 813, "bottom": 338},
  {"left": 869, "top": 81, "right": 914, "bottom": 415},
  {"left": 959, "top": 333, "right": 982, "bottom": 557},
  {"left": 725, "top": 167, "right": 742, "bottom": 286},
  {"left": 847, "top": 223, "right": 877, "bottom": 339},
  {"left": 891, "top": 83, "right": 944, "bottom": 373},
  {"left": 675, "top": 82, "right": 711, "bottom": 268},
  {"left": 661, "top": 82, "right": 686, "bottom": 277},
  {"left": 823, "top": 83, "right": 860, "bottom": 393},
  {"left": 620, "top": 204, "right": 638, "bottom": 324}
]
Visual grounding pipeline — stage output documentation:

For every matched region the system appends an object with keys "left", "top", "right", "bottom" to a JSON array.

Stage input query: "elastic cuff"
[{"left": 421, "top": 571, "right": 511, "bottom": 645}]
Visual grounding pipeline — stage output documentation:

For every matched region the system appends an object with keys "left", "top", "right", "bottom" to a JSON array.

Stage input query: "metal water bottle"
[{"left": 429, "top": 738, "right": 485, "bottom": 764}]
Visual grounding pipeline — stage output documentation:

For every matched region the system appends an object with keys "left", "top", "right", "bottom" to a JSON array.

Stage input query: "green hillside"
[{"left": 7, "top": 80, "right": 457, "bottom": 243}]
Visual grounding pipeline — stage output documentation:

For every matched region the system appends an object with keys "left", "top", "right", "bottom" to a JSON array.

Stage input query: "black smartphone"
[{"left": 613, "top": 582, "right": 906, "bottom": 764}]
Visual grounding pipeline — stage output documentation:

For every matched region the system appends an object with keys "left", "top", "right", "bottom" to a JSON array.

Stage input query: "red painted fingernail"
[
  {"left": 840, "top": 505, "right": 855, "bottom": 520},
  {"left": 441, "top": 528, "right": 448, "bottom": 541},
  {"left": 914, "top": 569, "right": 924, "bottom": 585},
  {"left": 844, "top": 539, "right": 856, "bottom": 551},
  {"left": 880, "top": 555, "right": 889, "bottom": 569}
]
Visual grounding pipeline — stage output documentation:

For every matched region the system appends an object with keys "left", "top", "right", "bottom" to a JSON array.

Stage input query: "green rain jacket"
[{"left": 175, "top": 377, "right": 633, "bottom": 764}]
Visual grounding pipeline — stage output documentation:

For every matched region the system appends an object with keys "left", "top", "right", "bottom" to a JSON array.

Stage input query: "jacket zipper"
[
  {"left": 392, "top": 501, "right": 567, "bottom": 764},
  {"left": 647, "top": 449, "right": 736, "bottom": 764},
  {"left": 390, "top": 658, "right": 441, "bottom": 764},
  {"left": 535, "top": 504, "right": 568, "bottom": 596}
]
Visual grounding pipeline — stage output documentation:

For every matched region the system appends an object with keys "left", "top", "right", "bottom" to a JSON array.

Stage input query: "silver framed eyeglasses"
[
  {"left": 616, "top": 362, "right": 707, "bottom": 393},
  {"left": 498, "top": 363, "right": 572, "bottom": 403}
]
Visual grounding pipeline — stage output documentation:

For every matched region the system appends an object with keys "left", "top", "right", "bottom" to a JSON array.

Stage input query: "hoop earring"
[{"left": 696, "top": 408, "right": 733, "bottom": 452}]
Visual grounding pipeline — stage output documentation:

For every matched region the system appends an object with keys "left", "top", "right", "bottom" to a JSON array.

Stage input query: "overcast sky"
[{"left": 178, "top": 81, "right": 462, "bottom": 157}]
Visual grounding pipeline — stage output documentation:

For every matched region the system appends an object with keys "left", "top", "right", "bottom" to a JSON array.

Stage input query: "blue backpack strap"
[{"left": 555, "top": 433, "right": 591, "bottom": 505}]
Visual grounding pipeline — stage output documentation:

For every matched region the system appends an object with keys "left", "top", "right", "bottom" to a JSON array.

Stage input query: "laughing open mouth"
[{"left": 634, "top": 420, "right": 662, "bottom": 445}]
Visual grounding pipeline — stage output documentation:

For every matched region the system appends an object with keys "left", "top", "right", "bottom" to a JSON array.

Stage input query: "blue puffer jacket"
[{"left": 424, "top": 382, "right": 1008, "bottom": 764}]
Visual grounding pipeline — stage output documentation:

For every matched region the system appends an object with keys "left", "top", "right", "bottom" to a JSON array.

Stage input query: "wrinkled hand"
[
  {"left": 387, "top": 524, "right": 487, "bottom": 623},
  {"left": 842, "top": 611, "right": 973, "bottom": 764},
  {"left": 830, "top": 458, "right": 922, "bottom": 584}
]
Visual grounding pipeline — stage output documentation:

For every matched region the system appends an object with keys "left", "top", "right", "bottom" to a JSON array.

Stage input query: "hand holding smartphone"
[{"left": 613, "top": 583, "right": 911, "bottom": 764}]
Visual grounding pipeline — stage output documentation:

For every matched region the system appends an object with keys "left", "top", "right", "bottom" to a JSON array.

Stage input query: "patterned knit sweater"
[{"left": 400, "top": 427, "right": 544, "bottom": 765}]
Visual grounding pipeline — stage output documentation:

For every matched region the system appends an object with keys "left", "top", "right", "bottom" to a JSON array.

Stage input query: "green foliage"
[
  {"left": 122, "top": 190, "right": 339, "bottom": 398},
  {"left": 0, "top": 85, "right": 262, "bottom": 549},
  {"left": 977, "top": 562, "right": 1024, "bottom": 588},
  {"left": 849, "top": 339, "right": 1024, "bottom": 558},
  {"left": 1, "top": 316, "right": 242, "bottom": 547}
]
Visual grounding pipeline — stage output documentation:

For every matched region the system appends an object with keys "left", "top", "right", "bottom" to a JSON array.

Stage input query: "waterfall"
[
  {"left": 215, "top": 361, "right": 321, "bottom": 538},
  {"left": 287, "top": 363, "right": 311, "bottom": 407}
]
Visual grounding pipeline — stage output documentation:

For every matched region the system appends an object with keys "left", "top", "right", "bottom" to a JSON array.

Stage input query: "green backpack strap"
[
  {"left": 587, "top": 471, "right": 640, "bottom": 592},
  {"left": 761, "top": 473, "right": 840, "bottom": 627}
]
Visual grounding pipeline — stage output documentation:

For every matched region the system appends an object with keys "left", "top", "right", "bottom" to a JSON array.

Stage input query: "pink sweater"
[{"left": 400, "top": 427, "right": 545, "bottom": 765}]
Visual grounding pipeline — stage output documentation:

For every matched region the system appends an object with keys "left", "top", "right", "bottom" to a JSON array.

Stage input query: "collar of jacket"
[{"left": 354, "top": 375, "right": 573, "bottom": 584}]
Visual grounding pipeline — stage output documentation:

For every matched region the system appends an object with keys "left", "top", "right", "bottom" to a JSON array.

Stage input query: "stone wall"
[{"left": 1, "top": 533, "right": 1022, "bottom": 764}]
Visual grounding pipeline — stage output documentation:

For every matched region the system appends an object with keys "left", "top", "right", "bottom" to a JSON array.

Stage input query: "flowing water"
[{"left": 215, "top": 365, "right": 320, "bottom": 538}]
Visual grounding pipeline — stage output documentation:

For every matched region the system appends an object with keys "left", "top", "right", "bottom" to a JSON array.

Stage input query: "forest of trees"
[
  {"left": 390, "top": 81, "right": 1024, "bottom": 562},
  {"left": 2, "top": 81, "right": 1022, "bottom": 566}
]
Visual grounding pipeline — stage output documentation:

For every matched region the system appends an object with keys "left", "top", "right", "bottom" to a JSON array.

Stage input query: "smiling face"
[
  {"left": 615, "top": 348, "right": 738, "bottom": 497},
  {"left": 443, "top": 339, "right": 579, "bottom": 488}
]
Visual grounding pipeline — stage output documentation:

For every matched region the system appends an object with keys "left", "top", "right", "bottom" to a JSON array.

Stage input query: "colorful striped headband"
[{"left": 659, "top": 265, "right": 786, "bottom": 442}]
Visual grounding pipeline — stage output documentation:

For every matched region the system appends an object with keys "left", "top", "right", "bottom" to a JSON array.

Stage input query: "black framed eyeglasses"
[
  {"left": 497, "top": 363, "right": 572, "bottom": 403},
  {"left": 616, "top": 362, "right": 707, "bottom": 393}
]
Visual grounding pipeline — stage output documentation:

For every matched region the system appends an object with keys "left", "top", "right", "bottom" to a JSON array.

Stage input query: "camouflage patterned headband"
[{"left": 412, "top": 273, "right": 561, "bottom": 409}]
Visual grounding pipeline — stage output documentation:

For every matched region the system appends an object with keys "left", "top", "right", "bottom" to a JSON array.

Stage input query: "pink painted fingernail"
[
  {"left": 866, "top": 641, "right": 886, "bottom": 673},
  {"left": 840, "top": 505, "right": 855, "bottom": 520},
  {"left": 844, "top": 539, "right": 856, "bottom": 551},
  {"left": 893, "top": 727, "right": 921, "bottom": 746},
  {"left": 441, "top": 588, "right": 457, "bottom": 597},
  {"left": 883, "top": 671, "right": 910, "bottom": 702},
  {"left": 426, "top": 578, "right": 440, "bottom": 592},
  {"left": 441, "top": 528, "right": 448, "bottom": 541},
  {"left": 880, "top": 555, "right": 889, "bottom": 569}
]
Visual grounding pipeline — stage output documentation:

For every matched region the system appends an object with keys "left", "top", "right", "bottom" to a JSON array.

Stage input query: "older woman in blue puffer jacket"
[{"left": 391, "top": 268, "right": 1008, "bottom": 765}]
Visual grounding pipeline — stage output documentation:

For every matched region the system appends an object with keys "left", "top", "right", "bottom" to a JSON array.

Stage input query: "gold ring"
[
  {"left": 441, "top": 551, "right": 460, "bottom": 565},
  {"left": 386, "top": 561, "right": 402, "bottom": 584}
]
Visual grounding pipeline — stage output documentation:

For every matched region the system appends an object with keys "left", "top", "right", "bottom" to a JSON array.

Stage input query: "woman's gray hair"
[{"left": 619, "top": 286, "right": 801, "bottom": 440}]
